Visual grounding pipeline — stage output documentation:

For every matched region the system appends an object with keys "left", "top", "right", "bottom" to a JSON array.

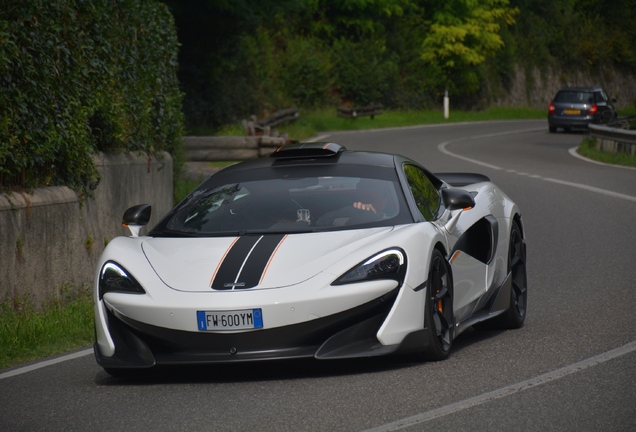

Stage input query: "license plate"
[
  {"left": 197, "top": 309, "right": 263, "bottom": 331},
  {"left": 563, "top": 109, "right": 580, "bottom": 115}
]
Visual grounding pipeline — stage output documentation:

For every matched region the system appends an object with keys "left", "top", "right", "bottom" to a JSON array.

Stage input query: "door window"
[{"left": 403, "top": 164, "right": 440, "bottom": 221}]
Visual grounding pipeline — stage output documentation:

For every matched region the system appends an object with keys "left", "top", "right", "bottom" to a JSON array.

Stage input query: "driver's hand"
[{"left": 353, "top": 202, "right": 377, "bottom": 214}]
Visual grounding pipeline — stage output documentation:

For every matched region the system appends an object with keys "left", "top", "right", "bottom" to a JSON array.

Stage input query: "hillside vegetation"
[
  {"left": 165, "top": 0, "right": 636, "bottom": 131},
  {"left": 1, "top": 0, "right": 634, "bottom": 193}
]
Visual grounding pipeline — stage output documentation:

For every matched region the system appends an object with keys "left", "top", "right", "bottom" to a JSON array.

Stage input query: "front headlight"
[
  {"left": 332, "top": 249, "right": 406, "bottom": 286},
  {"left": 99, "top": 261, "right": 146, "bottom": 299}
]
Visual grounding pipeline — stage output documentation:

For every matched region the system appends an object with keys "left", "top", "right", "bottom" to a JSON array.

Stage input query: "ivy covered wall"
[{"left": 0, "top": 0, "right": 184, "bottom": 197}]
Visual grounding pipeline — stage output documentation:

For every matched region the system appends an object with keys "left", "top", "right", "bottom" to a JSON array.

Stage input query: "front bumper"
[{"left": 94, "top": 286, "right": 429, "bottom": 368}]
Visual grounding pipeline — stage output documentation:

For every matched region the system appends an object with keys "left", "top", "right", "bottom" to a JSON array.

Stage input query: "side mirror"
[
  {"left": 441, "top": 189, "right": 474, "bottom": 232},
  {"left": 441, "top": 188, "right": 475, "bottom": 210},
  {"left": 122, "top": 204, "right": 151, "bottom": 237}
]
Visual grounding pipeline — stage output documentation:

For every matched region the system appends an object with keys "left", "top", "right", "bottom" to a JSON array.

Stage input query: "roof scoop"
[{"left": 271, "top": 142, "right": 346, "bottom": 159}]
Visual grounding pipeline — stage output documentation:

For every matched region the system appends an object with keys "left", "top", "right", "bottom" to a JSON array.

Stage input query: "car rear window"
[{"left": 554, "top": 91, "right": 594, "bottom": 104}]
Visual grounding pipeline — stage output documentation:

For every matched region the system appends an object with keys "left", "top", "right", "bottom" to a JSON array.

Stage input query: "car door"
[{"left": 402, "top": 164, "right": 489, "bottom": 322}]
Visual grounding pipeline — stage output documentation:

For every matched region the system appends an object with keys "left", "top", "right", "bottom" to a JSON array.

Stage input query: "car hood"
[{"left": 142, "top": 227, "right": 394, "bottom": 292}]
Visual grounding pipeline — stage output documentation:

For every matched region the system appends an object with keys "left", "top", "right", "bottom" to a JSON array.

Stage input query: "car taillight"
[
  {"left": 548, "top": 103, "right": 555, "bottom": 114},
  {"left": 589, "top": 104, "right": 598, "bottom": 115}
]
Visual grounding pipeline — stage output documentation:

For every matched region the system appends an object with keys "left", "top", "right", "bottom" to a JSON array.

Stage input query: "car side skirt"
[{"left": 454, "top": 270, "right": 512, "bottom": 336}]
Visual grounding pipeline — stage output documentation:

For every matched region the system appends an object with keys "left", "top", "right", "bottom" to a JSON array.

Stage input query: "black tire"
[
  {"left": 549, "top": 126, "right": 557, "bottom": 133},
  {"left": 419, "top": 249, "right": 454, "bottom": 361},
  {"left": 477, "top": 221, "right": 527, "bottom": 330}
]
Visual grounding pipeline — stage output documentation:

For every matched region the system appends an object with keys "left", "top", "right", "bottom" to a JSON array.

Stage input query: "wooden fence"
[
  {"left": 337, "top": 103, "right": 383, "bottom": 119},
  {"left": 183, "top": 136, "right": 289, "bottom": 161},
  {"left": 242, "top": 108, "right": 299, "bottom": 137}
]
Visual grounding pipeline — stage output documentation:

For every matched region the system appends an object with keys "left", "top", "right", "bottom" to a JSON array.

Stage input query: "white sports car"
[{"left": 94, "top": 142, "right": 527, "bottom": 375}]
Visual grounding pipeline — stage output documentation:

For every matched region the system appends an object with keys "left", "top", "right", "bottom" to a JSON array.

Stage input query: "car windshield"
[
  {"left": 554, "top": 91, "right": 594, "bottom": 104},
  {"left": 150, "top": 165, "right": 412, "bottom": 236}
]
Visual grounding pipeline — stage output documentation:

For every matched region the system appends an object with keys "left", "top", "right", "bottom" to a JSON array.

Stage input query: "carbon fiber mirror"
[
  {"left": 441, "top": 188, "right": 475, "bottom": 211},
  {"left": 122, "top": 204, "right": 151, "bottom": 226}
]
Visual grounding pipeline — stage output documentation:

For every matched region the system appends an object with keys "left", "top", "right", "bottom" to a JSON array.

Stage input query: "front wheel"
[{"left": 419, "top": 249, "right": 454, "bottom": 361}]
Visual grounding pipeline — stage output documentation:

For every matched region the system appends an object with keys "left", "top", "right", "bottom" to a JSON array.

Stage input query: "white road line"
[
  {"left": 542, "top": 177, "right": 636, "bottom": 202},
  {"left": 439, "top": 136, "right": 636, "bottom": 203},
  {"left": 436, "top": 126, "right": 547, "bottom": 169},
  {"left": 364, "top": 341, "right": 636, "bottom": 432},
  {"left": 306, "top": 120, "right": 544, "bottom": 141},
  {"left": 0, "top": 348, "right": 93, "bottom": 380},
  {"left": 438, "top": 140, "right": 504, "bottom": 171}
]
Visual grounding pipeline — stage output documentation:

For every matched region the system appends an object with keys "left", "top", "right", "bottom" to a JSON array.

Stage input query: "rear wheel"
[
  {"left": 419, "top": 249, "right": 454, "bottom": 361},
  {"left": 549, "top": 126, "right": 557, "bottom": 133}
]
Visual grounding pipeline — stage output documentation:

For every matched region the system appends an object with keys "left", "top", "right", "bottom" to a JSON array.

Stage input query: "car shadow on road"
[{"left": 94, "top": 326, "right": 509, "bottom": 386}]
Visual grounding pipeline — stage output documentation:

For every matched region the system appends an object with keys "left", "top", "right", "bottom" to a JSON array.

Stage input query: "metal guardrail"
[{"left": 589, "top": 117, "right": 636, "bottom": 145}]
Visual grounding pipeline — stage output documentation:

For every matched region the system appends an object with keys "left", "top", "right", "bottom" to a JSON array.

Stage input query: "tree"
[{"left": 419, "top": 0, "right": 518, "bottom": 94}]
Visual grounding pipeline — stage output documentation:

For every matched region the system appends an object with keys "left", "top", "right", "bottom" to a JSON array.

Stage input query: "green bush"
[
  {"left": 0, "top": 0, "right": 184, "bottom": 198},
  {"left": 332, "top": 38, "right": 398, "bottom": 106},
  {"left": 280, "top": 37, "right": 333, "bottom": 108}
]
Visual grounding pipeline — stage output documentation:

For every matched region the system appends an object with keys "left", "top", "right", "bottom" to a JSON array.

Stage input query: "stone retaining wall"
[{"left": 0, "top": 152, "right": 173, "bottom": 305}]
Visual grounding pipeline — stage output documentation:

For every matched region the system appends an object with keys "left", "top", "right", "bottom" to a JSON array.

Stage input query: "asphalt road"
[{"left": 2, "top": 120, "right": 635, "bottom": 431}]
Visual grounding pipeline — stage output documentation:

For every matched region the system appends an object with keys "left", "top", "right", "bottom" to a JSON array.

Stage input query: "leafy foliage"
[
  {"left": 280, "top": 37, "right": 334, "bottom": 108},
  {"left": 166, "top": 0, "right": 636, "bottom": 131},
  {"left": 419, "top": 0, "right": 518, "bottom": 94},
  {"left": 0, "top": 0, "right": 184, "bottom": 198},
  {"left": 333, "top": 38, "right": 398, "bottom": 106},
  {"left": 510, "top": 0, "right": 636, "bottom": 70}
]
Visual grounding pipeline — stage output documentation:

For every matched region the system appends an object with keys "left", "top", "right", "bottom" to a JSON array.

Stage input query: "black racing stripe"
[
  {"left": 236, "top": 234, "right": 286, "bottom": 289},
  {"left": 212, "top": 236, "right": 260, "bottom": 290}
]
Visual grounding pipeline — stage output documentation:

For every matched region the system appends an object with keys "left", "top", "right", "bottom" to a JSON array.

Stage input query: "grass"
[
  {"left": 577, "top": 137, "right": 636, "bottom": 167},
  {"left": 0, "top": 286, "right": 94, "bottom": 370},
  {"left": 576, "top": 107, "right": 636, "bottom": 167},
  {"left": 617, "top": 107, "right": 636, "bottom": 119},
  {"left": 192, "top": 107, "right": 546, "bottom": 142},
  {"left": 279, "top": 107, "right": 547, "bottom": 141}
]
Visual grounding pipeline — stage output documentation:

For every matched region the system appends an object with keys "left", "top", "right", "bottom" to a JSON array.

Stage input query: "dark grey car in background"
[{"left": 548, "top": 86, "right": 617, "bottom": 133}]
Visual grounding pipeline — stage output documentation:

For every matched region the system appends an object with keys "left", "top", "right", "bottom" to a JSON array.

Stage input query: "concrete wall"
[{"left": 0, "top": 152, "right": 173, "bottom": 305}]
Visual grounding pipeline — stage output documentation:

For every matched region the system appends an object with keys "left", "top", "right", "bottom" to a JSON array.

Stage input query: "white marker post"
[{"left": 444, "top": 89, "right": 449, "bottom": 119}]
